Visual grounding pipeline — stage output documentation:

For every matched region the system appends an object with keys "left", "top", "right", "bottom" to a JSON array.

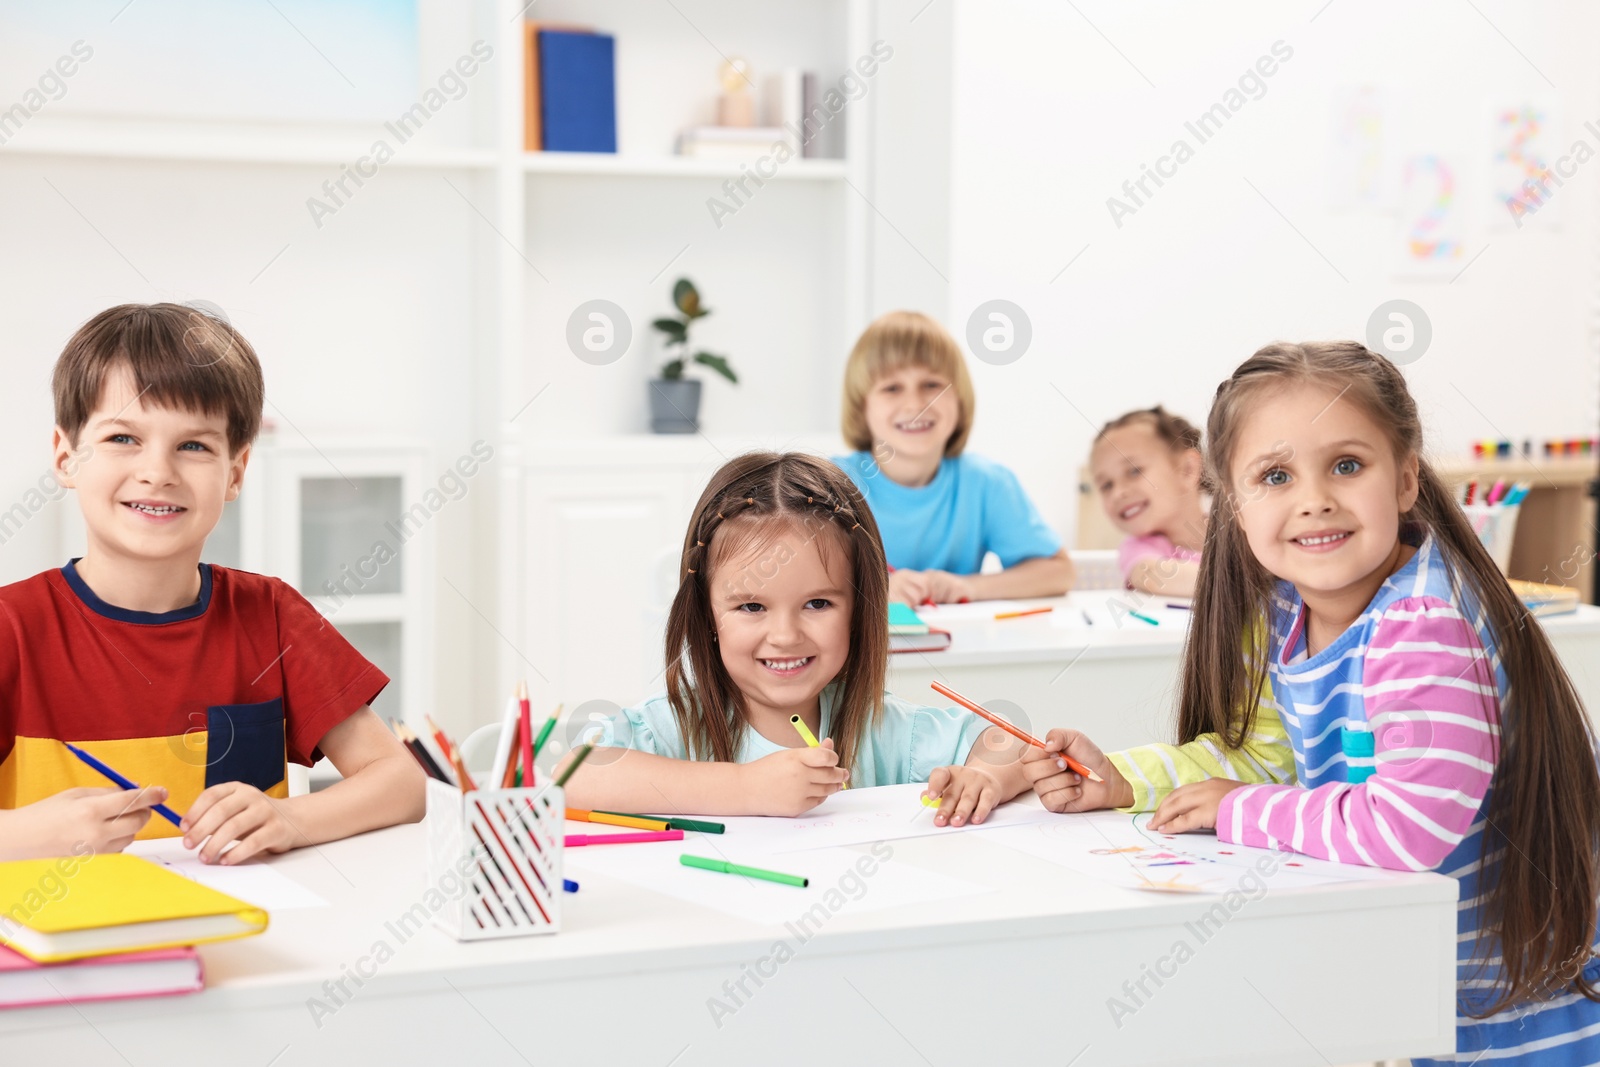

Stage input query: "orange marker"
[
  {"left": 930, "top": 680, "right": 1104, "bottom": 783},
  {"left": 565, "top": 808, "right": 670, "bottom": 832},
  {"left": 994, "top": 606, "right": 1053, "bottom": 620}
]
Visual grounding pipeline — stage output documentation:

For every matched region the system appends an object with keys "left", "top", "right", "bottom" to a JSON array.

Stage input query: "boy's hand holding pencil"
[{"left": 1021, "top": 728, "right": 1133, "bottom": 813}]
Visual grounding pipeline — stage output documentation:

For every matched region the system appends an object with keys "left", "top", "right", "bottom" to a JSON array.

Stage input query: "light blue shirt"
[
  {"left": 834, "top": 452, "right": 1061, "bottom": 574},
  {"left": 590, "top": 683, "right": 989, "bottom": 787}
]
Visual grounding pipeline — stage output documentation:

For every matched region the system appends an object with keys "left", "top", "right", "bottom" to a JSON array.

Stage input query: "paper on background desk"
[
  {"left": 1052, "top": 597, "right": 1190, "bottom": 630},
  {"left": 126, "top": 839, "right": 330, "bottom": 910},
  {"left": 983, "top": 811, "right": 1406, "bottom": 894},
  {"left": 915, "top": 599, "right": 1040, "bottom": 622},
  {"left": 655, "top": 783, "right": 1064, "bottom": 855},
  {"left": 564, "top": 840, "right": 992, "bottom": 925}
]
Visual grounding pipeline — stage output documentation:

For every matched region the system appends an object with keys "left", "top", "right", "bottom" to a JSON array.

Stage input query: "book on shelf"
[
  {"left": 678, "top": 126, "right": 790, "bottom": 160},
  {"left": 524, "top": 26, "right": 616, "bottom": 153},
  {"left": 763, "top": 69, "right": 804, "bottom": 155}
]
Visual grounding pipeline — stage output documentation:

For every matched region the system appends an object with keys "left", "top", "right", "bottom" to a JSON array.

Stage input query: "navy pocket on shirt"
[{"left": 205, "top": 697, "right": 286, "bottom": 792}]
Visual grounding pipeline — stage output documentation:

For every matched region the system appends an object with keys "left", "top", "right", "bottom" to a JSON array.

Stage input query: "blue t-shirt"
[
  {"left": 834, "top": 452, "right": 1061, "bottom": 574},
  {"left": 589, "top": 683, "right": 988, "bottom": 787}
]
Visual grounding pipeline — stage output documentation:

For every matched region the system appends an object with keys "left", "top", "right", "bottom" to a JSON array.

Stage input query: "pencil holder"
[
  {"left": 1462, "top": 503, "right": 1520, "bottom": 573},
  {"left": 425, "top": 778, "right": 564, "bottom": 941}
]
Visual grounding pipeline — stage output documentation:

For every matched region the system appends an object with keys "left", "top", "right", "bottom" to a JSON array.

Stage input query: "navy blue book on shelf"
[{"left": 538, "top": 30, "right": 617, "bottom": 153}]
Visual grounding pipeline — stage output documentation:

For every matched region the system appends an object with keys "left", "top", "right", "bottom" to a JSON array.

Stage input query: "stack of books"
[
  {"left": 0, "top": 853, "right": 267, "bottom": 1009},
  {"left": 1508, "top": 579, "right": 1581, "bottom": 617}
]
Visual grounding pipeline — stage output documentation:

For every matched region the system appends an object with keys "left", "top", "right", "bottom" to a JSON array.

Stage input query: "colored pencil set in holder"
[
  {"left": 1461, "top": 502, "right": 1521, "bottom": 574},
  {"left": 425, "top": 777, "right": 564, "bottom": 941}
]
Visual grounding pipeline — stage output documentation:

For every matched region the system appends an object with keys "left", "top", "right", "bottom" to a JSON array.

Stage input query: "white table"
[
  {"left": 1, "top": 809, "right": 1458, "bottom": 1066},
  {"left": 889, "top": 591, "right": 1600, "bottom": 751}
]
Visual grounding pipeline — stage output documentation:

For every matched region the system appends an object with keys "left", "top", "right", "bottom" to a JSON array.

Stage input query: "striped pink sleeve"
[{"left": 1215, "top": 597, "right": 1499, "bottom": 871}]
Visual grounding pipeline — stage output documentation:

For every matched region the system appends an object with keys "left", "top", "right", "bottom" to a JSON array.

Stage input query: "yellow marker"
[
  {"left": 789, "top": 714, "right": 847, "bottom": 788},
  {"left": 789, "top": 714, "right": 820, "bottom": 747},
  {"left": 920, "top": 793, "right": 941, "bottom": 808}
]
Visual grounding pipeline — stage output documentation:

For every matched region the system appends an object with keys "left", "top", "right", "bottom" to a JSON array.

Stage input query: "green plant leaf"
[
  {"left": 652, "top": 317, "right": 687, "bottom": 342},
  {"left": 672, "top": 278, "right": 700, "bottom": 318},
  {"left": 660, "top": 359, "right": 685, "bottom": 380},
  {"left": 693, "top": 351, "right": 738, "bottom": 384}
]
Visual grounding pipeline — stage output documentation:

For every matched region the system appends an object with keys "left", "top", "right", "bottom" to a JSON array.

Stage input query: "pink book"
[{"left": 0, "top": 943, "right": 203, "bottom": 1009}]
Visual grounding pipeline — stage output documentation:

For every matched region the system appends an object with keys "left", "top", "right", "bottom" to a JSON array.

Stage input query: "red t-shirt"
[{"left": 0, "top": 562, "right": 387, "bottom": 838}]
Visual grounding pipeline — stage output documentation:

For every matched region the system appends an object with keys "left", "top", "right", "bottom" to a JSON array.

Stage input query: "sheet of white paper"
[
  {"left": 565, "top": 841, "right": 992, "bottom": 926},
  {"left": 126, "top": 839, "right": 330, "bottom": 911},
  {"left": 914, "top": 600, "right": 1040, "bottom": 623},
  {"left": 983, "top": 811, "right": 1402, "bottom": 894},
  {"left": 652, "top": 784, "right": 1066, "bottom": 855},
  {"left": 1052, "top": 597, "right": 1190, "bottom": 631}
]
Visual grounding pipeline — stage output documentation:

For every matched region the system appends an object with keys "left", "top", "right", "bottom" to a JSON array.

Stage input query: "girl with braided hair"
[{"left": 561, "top": 452, "right": 1034, "bottom": 823}]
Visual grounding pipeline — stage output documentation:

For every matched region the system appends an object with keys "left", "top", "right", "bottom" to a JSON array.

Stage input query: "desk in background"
[{"left": 888, "top": 591, "right": 1600, "bottom": 751}]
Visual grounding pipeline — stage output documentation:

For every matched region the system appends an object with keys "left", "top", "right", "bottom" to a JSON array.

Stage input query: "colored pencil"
[
  {"left": 517, "top": 681, "right": 533, "bottom": 787},
  {"left": 396, "top": 723, "right": 453, "bottom": 784},
  {"left": 64, "top": 743, "right": 183, "bottom": 827},
  {"left": 565, "top": 830, "right": 683, "bottom": 847},
  {"left": 426, "top": 715, "right": 476, "bottom": 792},
  {"left": 994, "top": 606, "right": 1053, "bottom": 620},
  {"left": 566, "top": 808, "right": 670, "bottom": 832},
  {"left": 1165, "top": 602, "right": 1192, "bottom": 611},
  {"left": 595, "top": 810, "right": 725, "bottom": 835},
  {"left": 532, "top": 704, "right": 562, "bottom": 756},
  {"left": 489, "top": 694, "right": 519, "bottom": 792},
  {"left": 930, "top": 680, "right": 1104, "bottom": 783},
  {"left": 681, "top": 854, "right": 807, "bottom": 888},
  {"left": 1463, "top": 479, "right": 1478, "bottom": 506},
  {"left": 553, "top": 743, "right": 593, "bottom": 788}
]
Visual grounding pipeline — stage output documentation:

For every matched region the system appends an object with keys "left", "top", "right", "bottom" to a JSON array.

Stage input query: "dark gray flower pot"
[{"left": 649, "top": 378, "right": 702, "bottom": 434}]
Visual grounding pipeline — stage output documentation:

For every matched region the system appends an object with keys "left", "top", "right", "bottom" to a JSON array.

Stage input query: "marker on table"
[
  {"left": 566, "top": 808, "right": 670, "bottom": 832},
  {"left": 595, "top": 810, "right": 725, "bottom": 835},
  {"left": 920, "top": 793, "right": 942, "bottom": 808},
  {"left": 681, "top": 854, "right": 808, "bottom": 888},
  {"left": 1128, "top": 610, "right": 1160, "bottom": 626},
  {"left": 789, "top": 715, "right": 848, "bottom": 788},
  {"left": 1165, "top": 603, "right": 1191, "bottom": 611},
  {"left": 929, "top": 680, "right": 1104, "bottom": 783},
  {"left": 64, "top": 743, "right": 183, "bottom": 828},
  {"left": 565, "top": 831, "right": 683, "bottom": 847},
  {"left": 563, "top": 879, "right": 580, "bottom": 893},
  {"left": 994, "top": 606, "right": 1053, "bottom": 620}
]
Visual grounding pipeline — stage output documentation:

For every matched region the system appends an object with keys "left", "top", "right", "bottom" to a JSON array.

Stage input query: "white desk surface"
[
  {"left": 889, "top": 592, "right": 1600, "bottom": 750},
  {"left": 3, "top": 795, "right": 1459, "bottom": 1067},
  {"left": 903, "top": 590, "right": 1600, "bottom": 665}
]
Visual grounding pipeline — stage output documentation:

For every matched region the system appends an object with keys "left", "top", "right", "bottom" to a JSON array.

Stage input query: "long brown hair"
[
  {"left": 1181, "top": 340, "right": 1600, "bottom": 1015},
  {"left": 664, "top": 452, "right": 890, "bottom": 774}
]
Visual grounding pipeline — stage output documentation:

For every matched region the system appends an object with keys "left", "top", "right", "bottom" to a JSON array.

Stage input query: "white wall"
[{"left": 938, "top": 0, "right": 1598, "bottom": 544}]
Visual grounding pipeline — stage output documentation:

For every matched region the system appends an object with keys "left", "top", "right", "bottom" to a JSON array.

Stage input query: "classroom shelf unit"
[{"left": 15, "top": 0, "right": 877, "bottom": 728}]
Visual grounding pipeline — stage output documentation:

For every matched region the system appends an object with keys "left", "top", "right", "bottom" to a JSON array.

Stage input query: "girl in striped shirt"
[{"left": 1024, "top": 341, "right": 1600, "bottom": 1064}]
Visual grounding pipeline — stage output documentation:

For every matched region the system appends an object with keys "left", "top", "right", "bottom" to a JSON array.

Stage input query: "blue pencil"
[{"left": 64, "top": 743, "right": 184, "bottom": 828}]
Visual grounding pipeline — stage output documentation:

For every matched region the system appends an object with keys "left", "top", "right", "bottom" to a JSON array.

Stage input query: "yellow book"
[
  {"left": 1508, "top": 579, "right": 1581, "bottom": 618},
  {"left": 0, "top": 853, "right": 268, "bottom": 963}
]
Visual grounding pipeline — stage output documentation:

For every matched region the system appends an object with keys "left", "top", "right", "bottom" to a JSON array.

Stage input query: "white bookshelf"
[{"left": 10, "top": 0, "right": 876, "bottom": 732}]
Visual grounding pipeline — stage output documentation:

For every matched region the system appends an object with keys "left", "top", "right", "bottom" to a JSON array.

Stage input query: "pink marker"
[{"left": 564, "top": 830, "right": 684, "bottom": 847}]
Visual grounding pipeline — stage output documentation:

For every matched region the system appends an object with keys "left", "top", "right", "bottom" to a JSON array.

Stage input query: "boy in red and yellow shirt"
[{"left": 0, "top": 303, "right": 424, "bottom": 863}]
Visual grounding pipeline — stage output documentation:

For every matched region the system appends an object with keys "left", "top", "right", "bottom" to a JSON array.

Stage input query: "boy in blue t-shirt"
[{"left": 835, "top": 310, "right": 1073, "bottom": 605}]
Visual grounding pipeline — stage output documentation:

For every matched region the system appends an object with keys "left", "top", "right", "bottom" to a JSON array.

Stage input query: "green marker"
[
  {"left": 1128, "top": 610, "right": 1160, "bottom": 626},
  {"left": 681, "top": 854, "right": 808, "bottom": 888},
  {"left": 597, "top": 810, "right": 725, "bottom": 835}
]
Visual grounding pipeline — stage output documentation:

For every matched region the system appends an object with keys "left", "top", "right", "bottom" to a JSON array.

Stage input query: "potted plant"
[{"left": 649, "top": 277, "right": 737, "bottom": 433}]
